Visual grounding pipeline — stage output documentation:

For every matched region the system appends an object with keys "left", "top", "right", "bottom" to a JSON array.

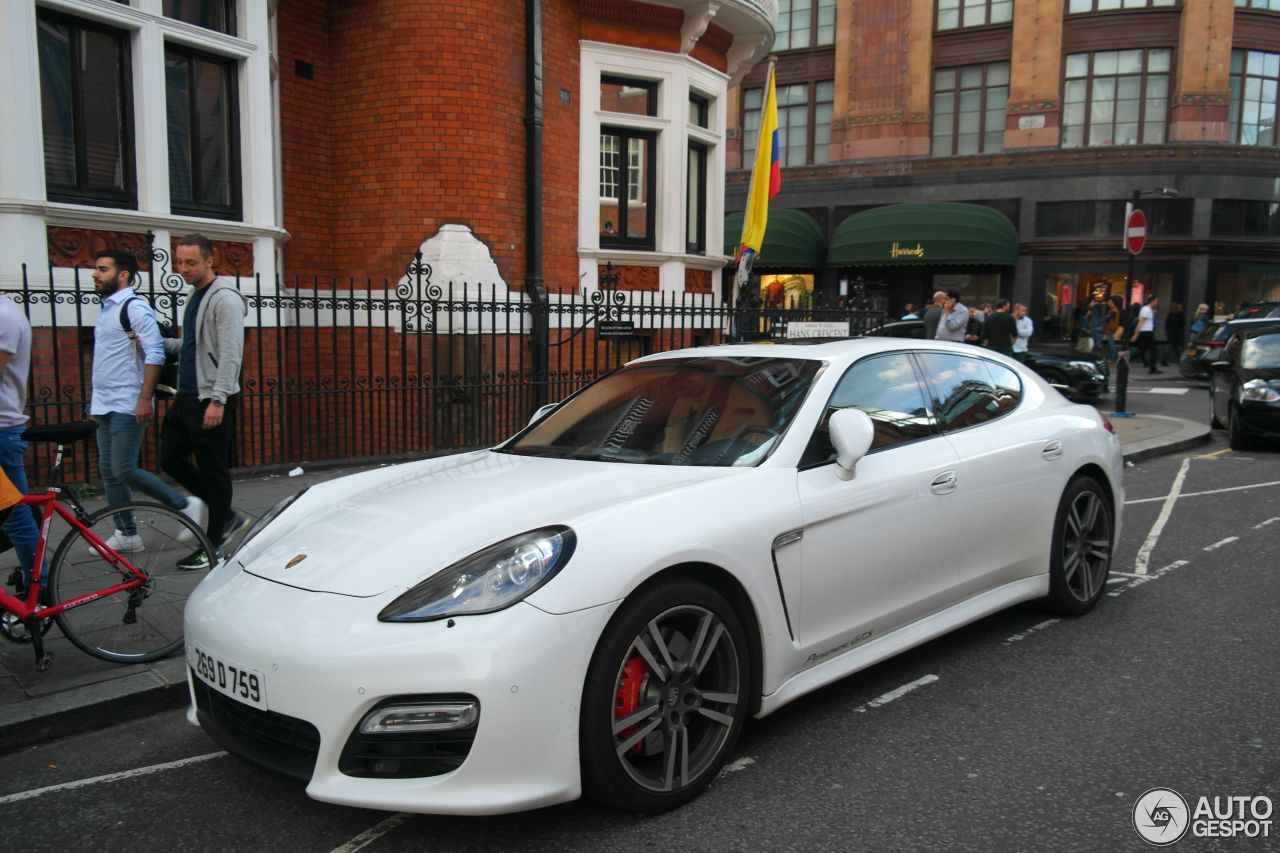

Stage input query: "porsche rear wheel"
[
  {"left": 1043, "top": 476, "right": 1113, "bottom": 616},
  {"left": 580, "top": 579, "right": 749, "bottom": 813}
]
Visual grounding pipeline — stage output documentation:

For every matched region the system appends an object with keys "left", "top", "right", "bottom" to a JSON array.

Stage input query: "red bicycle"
[{"left": 0, "top": 421, "right": 215, "bottom": 671}]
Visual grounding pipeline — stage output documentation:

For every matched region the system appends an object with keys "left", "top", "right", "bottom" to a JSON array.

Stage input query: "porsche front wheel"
[{"left": 580, "top": 579, "right": 749, "bottom": 813}]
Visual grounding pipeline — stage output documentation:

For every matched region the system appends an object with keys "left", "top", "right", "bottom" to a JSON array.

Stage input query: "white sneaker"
[
  {"left": 179, "top": 496, "right": 208, "bottom": 543},
  {"left": 90, "top": 531, "right": 145, "bottom": 555}
]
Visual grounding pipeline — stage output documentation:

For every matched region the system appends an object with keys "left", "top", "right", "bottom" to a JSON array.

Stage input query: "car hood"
[{"left": 237, "top": 450, "right": 737, "bottom": 597}]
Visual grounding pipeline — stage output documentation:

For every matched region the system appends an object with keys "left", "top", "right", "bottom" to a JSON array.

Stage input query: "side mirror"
[
  {"left": 829, "top": 408, "right": 875, "bottom": 481},
  {"left": 527, "top": 402, "right": 557, "bottom": 426}
]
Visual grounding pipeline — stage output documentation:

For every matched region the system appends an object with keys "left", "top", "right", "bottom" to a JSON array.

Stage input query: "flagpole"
[{"left": 732, "top": 57, "right": 778, "bottom": 340}]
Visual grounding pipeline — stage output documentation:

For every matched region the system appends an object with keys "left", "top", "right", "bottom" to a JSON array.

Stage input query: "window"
[
  {"left": 689, "top": 94, "right": 709, "bottom": 128},
  {"left": 917, "top": 353, "right": 1006, "bottom": 431},
  {"left": 599, "top": 128, "right": 655, "bottom": 249},
  {"left": 936, "top": 0, "right": 1012, "bottom": 30},
  {"left": 1062, "top": 48, "right": 1170, "bottom": 148},
  {"left": 743, "top": 81, "right": 833, "bottom": 167},
  {"left": 163, "top": 0, "right": 236, "bottom": 34},
  {"left": 773, "top": 0, "right": 837, "bottom": 51},
  {"left": 800, "top": 353, "right": 935, "bottom": 466},
  {"left": 1036, "top": 199, "right": 1193, "bottom": 237},
  {"left": 37, "top": 12, "right": 135, "bottom": 208},
  {"left": 932, "top": 63, "right": 1008, "bottom": 156},
  {"left": 165, "top": 46, "right": 240, "bottom": 219},
  {"left": 601, "top": 77, "right": 657, "bottom": 117},
  {"left": 1229, "top": 50, "right": 1280, "bottom": 146},
  {"left": 1210, "top": 200, "right": 1280, "bottom": 237},
  {"left": 1236, "top": 0, "right": 1280, "bottom": 9},
  {"left": 1068, "top": 0, "right": 1177, "bottom": 11},
  {"left": 686, "top": 142, "right": 707, "bottom": 253}
]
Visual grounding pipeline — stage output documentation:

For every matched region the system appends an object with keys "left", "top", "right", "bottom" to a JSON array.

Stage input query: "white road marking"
[
  {"left": 1203, "top": 537, "right": 1239, "bottom": 551},
  {"left": 718, "top": 756, "right": 757, "bottom": 777},
  {"left": 328, "top": 813, "right": 413, "bottom": 853},
  {"left": 1134, "top": 457, "right": 1191, "bottom": 575},
  {"left": 1126, "top": 479, "right": 1280, "bottom": 505},
  {"left": 1255, "top": 517, "right": 1280, "bottom": 529},
  {"left": 1128, "top": 388, "right": 1189, "bottom": 395},
  {"left": 1109, "top": 560, "right": 1190, "bottom": 598},
  {"left": 853, "top": 674, "right": 940, "bottom": 713},
  {"left": 1003, "top": 619, "right": 1061, "bottom": 645},
  {"left": 0, "top": 751, "right": 227, "bottom": 805}
]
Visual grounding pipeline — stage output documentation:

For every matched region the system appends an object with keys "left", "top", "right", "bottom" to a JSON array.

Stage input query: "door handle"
[
  {"left": 1041, "top": 440, "right": 1063, "bottom": 461},
  {"left": 930, "top": 470, "right": 957, "bottom": 495}
]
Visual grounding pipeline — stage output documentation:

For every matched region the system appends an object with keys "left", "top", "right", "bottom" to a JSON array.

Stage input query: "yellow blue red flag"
[{"left": 736, "top": 61, "right": 780, "bottom": 270}]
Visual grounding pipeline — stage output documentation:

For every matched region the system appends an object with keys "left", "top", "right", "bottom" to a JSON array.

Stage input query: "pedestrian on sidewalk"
[
  {"left": 0, "top": 294, "right": 40, "bottom": 588},
  {"left": 1162, "top": 301, "right": 1185, "bottom": 366},
  {"left": 161, "top": 234, "right": 250, "bottom": 570},
  {"left": 89, "top": 250, "right": 206, "bottom": 552},
  {"left": 1012, "top": 303, "right": 1033, "bottom": 362},
  {"left": 936, "top": 290, "right": 968, "bottom": 342},
  {"left": 1130, "top": 293, "right": 1162, "bottom": 374},
  {"left": 923, "top": 291, "right": 945, "bottom": 340},
  {"left": 982, "top": 299, "right": 1017, "bottom": 357}
]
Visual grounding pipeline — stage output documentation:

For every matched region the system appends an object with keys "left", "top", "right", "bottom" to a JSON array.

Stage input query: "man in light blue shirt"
[
  {"left": 90, "top": 251, "right": 205, "bottom": 552},
  {"left": 935, "top": 289, "right": 969, "bottom": 342}
]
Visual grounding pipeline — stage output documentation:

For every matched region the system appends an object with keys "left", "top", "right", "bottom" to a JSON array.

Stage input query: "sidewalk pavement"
[{"left": 0, "top": 408, "right": 1211, "bottom": 754}]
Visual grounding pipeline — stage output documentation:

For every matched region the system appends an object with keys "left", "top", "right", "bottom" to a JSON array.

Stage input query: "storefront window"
[
  {"left": 1209, "top": 262, "right": 1280, "bottom": 316},
  {"left": 760, "top": 274, "right": 815, "bottom": 308},
  {"left": 1041, "top": 271, "right": 1174, "bottom": 341},
  {"left": 933, "top": 273, "right": 1000, "bottom": 310}
]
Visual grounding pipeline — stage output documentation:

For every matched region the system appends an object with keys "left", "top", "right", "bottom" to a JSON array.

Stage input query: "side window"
[
  {"left": 800, "top": 353, "right": 933, "bottom": 466},
  {"left": 917, "top": 352, "right": 1002, "bottom": 431},
  {"left": 982, "top": 360, "right": 1022, "bottom": 417}
]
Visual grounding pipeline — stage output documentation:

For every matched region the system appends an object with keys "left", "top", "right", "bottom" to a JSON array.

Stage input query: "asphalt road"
[{"left": 0, "top": 377, "right": 1275, "bottom": 853}]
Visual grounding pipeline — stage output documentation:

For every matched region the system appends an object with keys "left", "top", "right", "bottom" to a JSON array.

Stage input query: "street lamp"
[{"left": 1114, "top": 186, "right": 1180, "bottom": 417}]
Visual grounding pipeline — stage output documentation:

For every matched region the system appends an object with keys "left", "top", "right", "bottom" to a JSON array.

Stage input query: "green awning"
[
  {"left": 827, "top": 202, "right": 1019, "bottom": 267},
  {"left": 723, "top": 209, "right": 825, "bottom": 269}
]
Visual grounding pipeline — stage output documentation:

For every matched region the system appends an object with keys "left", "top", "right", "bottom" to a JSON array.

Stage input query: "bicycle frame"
[{"left": 0, "top": 490, "right": 150, "bottom": 624}]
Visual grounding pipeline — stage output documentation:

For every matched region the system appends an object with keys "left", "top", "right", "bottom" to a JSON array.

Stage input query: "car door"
[
  {"left": 1211, "top": 333, "right": 1241, "bottom": 426},
  {"left": 793, "top": 352, "right": 964, "bottom": 660},
  {"left": 914, "top": 351, "right": 1059, "bottom": 598}
]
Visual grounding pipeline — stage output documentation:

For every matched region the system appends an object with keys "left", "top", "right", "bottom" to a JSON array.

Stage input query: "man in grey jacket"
[{"left": 161, "top": 234, "right": 249, "bottom": 570}]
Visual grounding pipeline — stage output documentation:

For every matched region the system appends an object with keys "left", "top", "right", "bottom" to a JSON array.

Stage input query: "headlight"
[
  {"left": 1068, "top": 360, "right": 1096, "bottom": 372},
  {"left": 225, "top": 488, "right": 309, "bottom": 560},
  {"left": 1241, "top": 379, "right": 1280, "bottom": 403},
  {"left": 379, "top": 526, "right": 575, "bottom": 622}
]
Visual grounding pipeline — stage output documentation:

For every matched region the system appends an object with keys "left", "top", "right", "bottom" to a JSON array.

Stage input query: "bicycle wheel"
[{"left": 49, "top": 500, "right": 216, "bottom": 664}]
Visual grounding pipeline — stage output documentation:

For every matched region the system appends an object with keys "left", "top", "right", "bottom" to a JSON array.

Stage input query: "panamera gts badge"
[{"left": 285, "top": 554, "right": 308, "bottom": 569}]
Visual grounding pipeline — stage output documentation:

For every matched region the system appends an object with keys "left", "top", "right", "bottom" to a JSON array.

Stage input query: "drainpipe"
[{"left": 525, "top": 0, "right": 549, "bottom": 408}]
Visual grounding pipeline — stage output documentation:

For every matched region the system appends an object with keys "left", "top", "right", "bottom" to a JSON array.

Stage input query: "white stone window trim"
[
  {"left": 579, "top": 42, "right": 728, "bottom": 293},
  {"left": 3, "top": 0, "right": 281, "bottom": 286}
]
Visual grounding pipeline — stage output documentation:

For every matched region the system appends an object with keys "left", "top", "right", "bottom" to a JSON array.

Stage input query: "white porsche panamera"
[{"left": 184, "top": 337, "right": 1123, "bottom": 816}]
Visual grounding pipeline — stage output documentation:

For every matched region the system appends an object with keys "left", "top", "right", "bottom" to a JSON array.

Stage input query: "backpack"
[{"left": 120, "top": 297, "right": 180, "bottom": 399}]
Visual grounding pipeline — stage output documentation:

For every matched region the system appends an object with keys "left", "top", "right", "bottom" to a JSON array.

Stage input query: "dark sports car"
[{"left": 869, "top": 319, "right": 1109, "bottom": 400}]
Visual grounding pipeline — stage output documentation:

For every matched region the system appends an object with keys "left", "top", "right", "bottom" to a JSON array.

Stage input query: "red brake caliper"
[{"left": 615, "top": 656, "right": 647, "bottom": 756}]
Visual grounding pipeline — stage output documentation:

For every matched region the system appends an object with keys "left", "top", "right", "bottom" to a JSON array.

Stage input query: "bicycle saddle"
[{"left": 21, "top": 421, "right": 97, "bottom": 445}]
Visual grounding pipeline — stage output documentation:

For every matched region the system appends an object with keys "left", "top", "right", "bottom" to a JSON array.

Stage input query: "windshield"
[
  {"left": 1242, "top": 333, "right": 1280, "bottom": 369},
  {"left": 503, "top": 356, "right": 823, "bottom": 466}
]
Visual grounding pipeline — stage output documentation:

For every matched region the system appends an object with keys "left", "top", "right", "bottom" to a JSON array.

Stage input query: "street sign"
[{"left": 1125, "top": 206, "right": 1147, "bottom": 255}]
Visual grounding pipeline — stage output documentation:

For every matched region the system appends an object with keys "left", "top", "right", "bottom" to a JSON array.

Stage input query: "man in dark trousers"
[
  {"left": 161, "top": 234, "right": 250, "bottom": 570},
  {"left": 982, "top": 298, "right": 1017, "bottom": 357},
  {"left": 922, "top": 290, "right": 946, "bottom": 340}
]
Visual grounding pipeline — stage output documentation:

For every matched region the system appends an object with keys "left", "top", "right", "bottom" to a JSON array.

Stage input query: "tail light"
[
  {"left": 1205, "top": 340, "right": 1225, "bottom": 349},
  {"left": 1102, "top": 417, "right": 1115, "bottom": 433}
]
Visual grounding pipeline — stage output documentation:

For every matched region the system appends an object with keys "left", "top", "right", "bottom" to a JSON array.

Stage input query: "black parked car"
[
  {"left": 1181, "top": 317, "right": 1280, "bottom": 380},
  {"left": 868, "top": 319, "right": 1109, "bottom": 399},
  {"left": 1234, "top": 301, "right": 1280, "bottom": 320},
  {"left": 1209, "top": 324, "right": 1280, "bottom": 450}
]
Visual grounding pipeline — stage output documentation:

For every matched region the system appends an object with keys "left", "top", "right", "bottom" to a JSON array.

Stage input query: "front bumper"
[
  {"left": 1237, "top": 401, "right": 1280, "bottom": 440},
  {"left": 184, "top": 564, "right": 617, "bottom": 815}
]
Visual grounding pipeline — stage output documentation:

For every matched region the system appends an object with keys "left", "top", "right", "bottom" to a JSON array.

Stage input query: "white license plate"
[{"left": 190, "top": 645, "right": 268, "bottom": 711}]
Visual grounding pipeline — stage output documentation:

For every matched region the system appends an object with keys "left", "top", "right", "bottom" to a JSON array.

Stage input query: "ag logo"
[{"left": 1133, "top": 787, "right": 1190, "bottom": 845}]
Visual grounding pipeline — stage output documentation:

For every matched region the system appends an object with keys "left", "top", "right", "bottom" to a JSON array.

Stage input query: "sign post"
[{"left": 1112, "top": 203, "right": 1147, "bottom": 418}]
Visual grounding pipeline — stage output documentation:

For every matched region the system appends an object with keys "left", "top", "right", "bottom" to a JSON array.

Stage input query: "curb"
[
  {"left": 0, "top": 657, "right": 188, "bottom": 755},
  {"left": 1120, "top": 415, "right": 1213, "bottom": 464}
]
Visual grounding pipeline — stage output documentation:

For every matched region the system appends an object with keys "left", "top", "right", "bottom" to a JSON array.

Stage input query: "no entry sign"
[{"left": 1125, "top": 207, "right": 1147, "bottom": 255}]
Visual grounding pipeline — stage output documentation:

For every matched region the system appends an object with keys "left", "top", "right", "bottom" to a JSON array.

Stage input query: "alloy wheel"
[{"left": 1060, "top": 488, "right": 1112, "bottom": 603}]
